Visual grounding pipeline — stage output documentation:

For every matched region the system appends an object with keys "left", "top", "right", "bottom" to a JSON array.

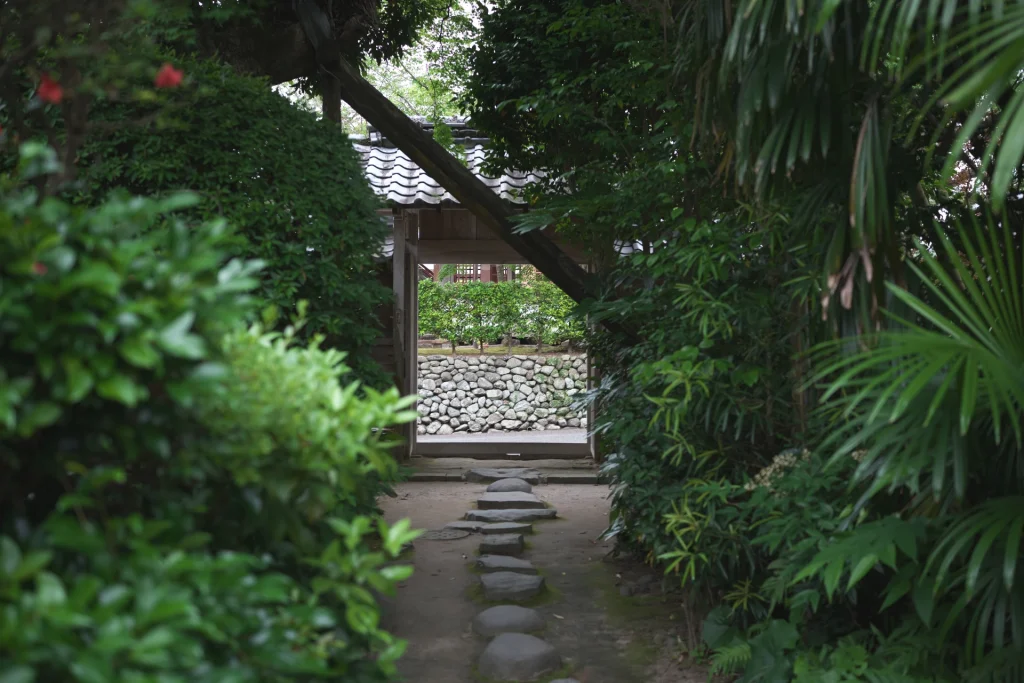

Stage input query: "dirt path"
[{"left": 380, "top": 482, "right": 707, "bottom": 683}]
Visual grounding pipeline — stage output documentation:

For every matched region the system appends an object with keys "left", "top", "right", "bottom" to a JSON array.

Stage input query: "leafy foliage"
[
  {"left": 417, "top": 277, "right": 584, "bottom": 350},
  {"left": 73, "top": 56, "right": 392, "bottom": 386},
  {"left": 467, "top": 0, "right": 1024, "bottom": 681},
  {"left": 0, "top": 143, "right": 418, "bottom": 683}
]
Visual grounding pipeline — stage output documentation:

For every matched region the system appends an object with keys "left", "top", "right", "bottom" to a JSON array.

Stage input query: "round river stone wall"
[{"left": 416, "top": 354, "right": 588, "bottom": 435}]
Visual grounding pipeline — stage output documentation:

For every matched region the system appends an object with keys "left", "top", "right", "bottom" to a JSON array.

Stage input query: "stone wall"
[{"left": 417, "top": 354, "right": 588, "bottom": 435}]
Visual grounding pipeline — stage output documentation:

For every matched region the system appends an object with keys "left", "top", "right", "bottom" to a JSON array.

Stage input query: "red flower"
[
  {"left": 31, "top": 262, "right": 47, "bottom": 275},
  {"left": 154, "top": 63, "right": 183, "bottom": 89},
  {"left": 37, "top": 74, "right": 63, "bottom": 104}
]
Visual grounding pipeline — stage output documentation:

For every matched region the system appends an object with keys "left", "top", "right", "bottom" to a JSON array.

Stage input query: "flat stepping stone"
[
  {"left": 466, "top": 509, "right": 557, "bottom": 523},
  {"left": 473, "top": 605, "right": 545, "bottom": 637},
  {"left": 481, "top": 521, "right": 532, "bottom": 535},
  {"left": 466, "top": 468, "right": 541, "bottom": 484},
  {"left": 480, "top": 571, "right": 545, "bottom": 602},
  {"left": 477, "top": 492, "right": 546, "bottom": 510},
  {"left": 444, "top": 521, "right": 484, "bottom": 533},
  {"left": 477, "top": 555, "right": 537, "bottom": 575},
  {"left": 487, "top": 477, "right": 533, "bottom": 493},
  {"left": 478, "top": 632, "right": 560, "bottom": 681},
  {"left": 480, "top": 533, "right": 524, "bottom": 556}
]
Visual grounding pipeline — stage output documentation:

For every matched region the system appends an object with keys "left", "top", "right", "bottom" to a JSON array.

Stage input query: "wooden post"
[
  {"left": 405, "top": 211, "right": 420, "bottom": 457},
  {"left": 392, "top": 213, "right": 407, "bottom": 392}
]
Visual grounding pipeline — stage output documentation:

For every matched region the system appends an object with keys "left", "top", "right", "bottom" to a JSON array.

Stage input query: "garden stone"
[
  {"left": 438, "top": 424, "right": 454, "bottom": 435},
  {"left": 477, "top": 492, "right": 546, "bottom": 510},
  {"left": 445, "top": 521, "right": 483, "bottom": 533},
  {"left": 479, "top": 534, "right": 524, "bottom": 556},
  {"left": 478, "top": 633, "right": 560, "bottom": 681},
  {"left": 466, "top": 509, "right": 557, "bottom": 523},
  {"left": 481, "top": 521, "right": 532, "bottom": 535},
  {"left": 476, "top": 555, "right": 537, "bottom": 574},
  {"left": 480, "top": 572, "right": 545, "bottom": 602},
  {"left": 472, "top": 605, "right": 544, "bottom": 637},
  {"left": 465, "top": 468, "right": 542, "bottom": 484},
  {"left": 487, "top": 478, "right": 533, "bottom": 493}
]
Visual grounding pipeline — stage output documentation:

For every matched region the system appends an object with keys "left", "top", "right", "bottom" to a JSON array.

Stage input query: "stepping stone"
[
  {"left": 444, "top": 521, "right": 483, "bottom": 533},
  {"left": 487, "top": 477, "right": 533, "bottom": 493},
  {"left": 477, "top": 555, "right": 538, "bottom": 575},
  {"left": 473, "top": 605, "right": 545, "bottom": 637},
  {"left": 466, "top": 509, "right": 557, "bottom": 523},
  {"left": 478, "top": 632, "right": 560, "bottom": 681},
  {"left": 550, "top": 680, "right": 581, "bottom": 683},
  {"left": 481, "top": 521, "right": 532, "bottom": 535},
  {"left": 466, "top": 468, "right": 541, "bottom": 484},
  {"left": 480, "top": 533, "right": 524, "bottom": 556},
  {"left": 480, "top": 571, "right": 545, "bottom": 602},
  {"left": 477, "top": 492, "right": 546, "bottom": 510}
]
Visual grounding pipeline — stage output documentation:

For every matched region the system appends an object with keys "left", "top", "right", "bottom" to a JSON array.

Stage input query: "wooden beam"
[
  {"left": 418, "top": 239, "right": 589, "bottom": 265},
  {"left": 327, "top": 56, "right": 590, "bottom": 299},
  {"left": 293, "top": 0, "right": 636, "bottom": 343},
  {"left": 414, "top": 440, "right": 590, "bottom": 459}
]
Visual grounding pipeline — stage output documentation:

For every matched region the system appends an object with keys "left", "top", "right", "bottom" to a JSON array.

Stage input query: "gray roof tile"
[{"left": 351, "top": 118, "right": 545, "bottom": 206}]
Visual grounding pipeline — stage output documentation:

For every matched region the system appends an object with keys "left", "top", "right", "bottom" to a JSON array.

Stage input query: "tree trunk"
[{"left": 321, "top": 71, "right": 342, "bottom": 128}]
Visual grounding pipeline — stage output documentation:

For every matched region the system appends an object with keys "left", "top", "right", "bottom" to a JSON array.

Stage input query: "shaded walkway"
[{"left": 381, "top": 481, "right": 708, "bottom": 683}]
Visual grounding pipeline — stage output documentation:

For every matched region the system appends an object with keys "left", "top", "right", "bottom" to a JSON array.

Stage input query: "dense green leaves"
[
  {"left": 468, "top": 0, "right": 1023, "bottom": 680},
  {"left": 417, "top": 278, "right": 584, "bottom": 350},
  {"left": 0, "top": 144, "right": 417, "bottom": 683},
  {"left": 72, "top": 56, "right": 391, "bottom": 387}
]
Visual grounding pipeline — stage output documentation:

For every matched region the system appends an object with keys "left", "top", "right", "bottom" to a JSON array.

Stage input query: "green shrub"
[
  {"left": 73, "top": 57, "right": 392, "bottom": 387},
  {"left": 417, "top": 277, "right": 583, "bottom": 349},
  {"left": 418, "top": 280, "right": 470, "bottom": 351},
  {"left": 0, "top": 144, "right": 418, "bottom": 683}
]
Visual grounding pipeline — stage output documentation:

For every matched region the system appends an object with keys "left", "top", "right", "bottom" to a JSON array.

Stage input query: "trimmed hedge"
[{"left": 418, "top": 279, "right": 583, "bottom": 351}]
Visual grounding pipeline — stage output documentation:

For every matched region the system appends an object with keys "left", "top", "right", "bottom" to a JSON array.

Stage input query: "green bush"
[
  {"left": 417, "top": 277, "right": 583, "bottom": 349},
  {"left": 73, "top": 56, "right": 391, "bottom": 387},
  {"left": 0, "top": 144, "right": 418, "bottom": 683},
  {"left": 418, "top": 280, "right": 470, "bottom": 351}
]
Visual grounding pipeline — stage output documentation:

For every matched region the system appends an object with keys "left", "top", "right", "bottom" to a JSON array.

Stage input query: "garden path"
[{"left": 380, "top": 480, "right": 709, "bottom": 683}]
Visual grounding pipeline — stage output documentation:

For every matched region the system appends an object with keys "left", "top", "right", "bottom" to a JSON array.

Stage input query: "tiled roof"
[{"left": 351, "top": 117, "right": 545, "bottom": 207}]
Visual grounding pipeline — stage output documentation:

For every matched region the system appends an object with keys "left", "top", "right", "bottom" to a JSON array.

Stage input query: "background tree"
[
  {"left": 465, "top": 0, "right": 1024, "bottom": 680},
  {"left": 418, "top": 280, "right": 470, "bottom": 351}
]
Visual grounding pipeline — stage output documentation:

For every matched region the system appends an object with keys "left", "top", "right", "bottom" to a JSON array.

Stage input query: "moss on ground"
[{"left": 466, "top": 577, "right": 561, "bottom": 608}]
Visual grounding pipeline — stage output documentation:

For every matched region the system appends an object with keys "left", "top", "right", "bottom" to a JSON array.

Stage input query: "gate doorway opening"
[{"left": 355, "top": 119, "right": 597, "bottom": 461}]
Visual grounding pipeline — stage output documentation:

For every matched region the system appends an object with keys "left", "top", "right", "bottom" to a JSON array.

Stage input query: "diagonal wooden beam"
[
  {"left": 293, "top": 0, "right": 635, "bottom": 342},
  {"left": 327, "top": 60, "right": 591, "bottom": 300}
]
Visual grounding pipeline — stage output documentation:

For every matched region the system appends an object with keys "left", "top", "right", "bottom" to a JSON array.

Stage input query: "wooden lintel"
[{"left": 418, "top": 239, "right": 588, "bottom": 265}]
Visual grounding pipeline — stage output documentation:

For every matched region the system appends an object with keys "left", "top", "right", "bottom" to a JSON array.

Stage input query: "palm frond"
[{"left": 867, "top": 0, "right": 1024, "bottom": 208}]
